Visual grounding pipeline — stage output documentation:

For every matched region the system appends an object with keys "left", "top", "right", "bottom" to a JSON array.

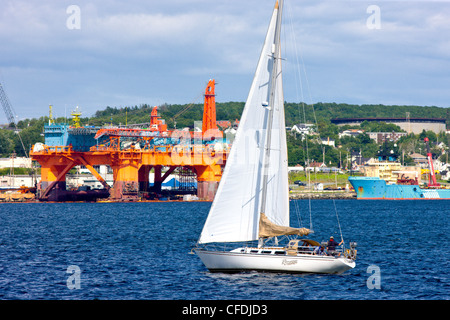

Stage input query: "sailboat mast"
[{"left": 259, "top": 0, "right": 284, "bottom": 215}]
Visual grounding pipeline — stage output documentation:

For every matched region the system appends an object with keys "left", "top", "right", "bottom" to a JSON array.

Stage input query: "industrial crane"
[
  {"left": 0, "top": 82, "right": 28, "bottom": 157},
  {"left": 424, "top": 137, "right": 440, "bottom": 187}
]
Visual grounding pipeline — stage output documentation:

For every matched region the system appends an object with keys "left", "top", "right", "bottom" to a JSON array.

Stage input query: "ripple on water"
[{"left": 0, "top": 201, "right": 448, "bottom": 300}]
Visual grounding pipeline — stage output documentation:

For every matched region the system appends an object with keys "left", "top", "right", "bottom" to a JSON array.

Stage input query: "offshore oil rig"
[{"left": 30, "top": 80, "right": 229, "bottom": 202}]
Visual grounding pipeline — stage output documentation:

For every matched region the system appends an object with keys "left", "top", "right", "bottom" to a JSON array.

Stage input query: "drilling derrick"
[{"left": 202, "top": 79, "right": 222, "bottom": 140}]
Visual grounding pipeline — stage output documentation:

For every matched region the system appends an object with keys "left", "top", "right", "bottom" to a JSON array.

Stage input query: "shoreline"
[
  {"left": 289, "top": 191, "right": 356, "bottom": 200},
  {"left": 0, "top": 191, "right": 357, "bottom": 203}
]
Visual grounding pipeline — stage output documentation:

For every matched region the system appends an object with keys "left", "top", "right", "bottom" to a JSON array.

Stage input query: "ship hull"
[
  {"left": 348, "top": 176, "right": 450, "bottom": 200},
  {"left": 195, "top": 248, "right": 355, "bottom": 275}
]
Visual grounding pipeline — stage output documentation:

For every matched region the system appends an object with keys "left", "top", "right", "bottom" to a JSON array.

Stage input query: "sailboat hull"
[{"left": 195, "top": 249, "right": 355, "bottom": 275}]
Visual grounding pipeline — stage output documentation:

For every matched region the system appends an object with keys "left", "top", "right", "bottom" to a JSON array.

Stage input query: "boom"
[
  {"left": 0, "top": 83, "right": 16, "bottom": 125},
  {"left": 0, "top": 83, "right": 28, "bottom": 157}
]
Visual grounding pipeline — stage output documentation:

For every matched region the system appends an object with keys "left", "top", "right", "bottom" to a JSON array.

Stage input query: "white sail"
[{"left": 198, "top": 2, "right": 289, "bottom": 244}]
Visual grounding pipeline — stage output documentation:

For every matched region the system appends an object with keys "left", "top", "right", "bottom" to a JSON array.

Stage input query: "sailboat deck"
[{"left": 231, "top": 246, "right": 331, "bottom": 256}]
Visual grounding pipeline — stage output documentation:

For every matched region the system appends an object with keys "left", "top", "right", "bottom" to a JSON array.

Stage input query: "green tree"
[
  {"left": 419, "top": 130, "right": 437, "bottom": 143},
  {"left": 0, "top": 129, "right": 15, "bottom": 156}
]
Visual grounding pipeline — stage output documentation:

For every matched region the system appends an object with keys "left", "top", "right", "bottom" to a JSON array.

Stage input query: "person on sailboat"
[
  {"left": 313, "top": 245, "right": 325, "bottom": 256},
  {"left": 327, "top": 236, "right": 343, "bottom": 255}
]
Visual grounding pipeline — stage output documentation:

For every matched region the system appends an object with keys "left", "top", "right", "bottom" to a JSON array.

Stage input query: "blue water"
[{"left": 0, "top": 200, "right": 448, "bottom": 300}]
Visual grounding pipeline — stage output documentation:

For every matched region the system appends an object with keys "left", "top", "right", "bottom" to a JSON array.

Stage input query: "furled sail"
[
  {"left": 258, "top": 213, "right": 311, "bottom": 238},
  {"left": 198, "top": 2, "right": 291, "bottom": 244}
]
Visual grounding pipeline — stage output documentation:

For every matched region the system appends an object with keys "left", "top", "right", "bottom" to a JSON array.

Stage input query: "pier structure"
[{"left": 30, "top": 80, "right": 228, "bottom": 201}]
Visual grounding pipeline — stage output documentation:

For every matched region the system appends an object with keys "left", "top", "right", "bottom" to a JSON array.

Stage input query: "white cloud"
[{"left": 0, "top": 0, "right": 449, "bottom": 123}]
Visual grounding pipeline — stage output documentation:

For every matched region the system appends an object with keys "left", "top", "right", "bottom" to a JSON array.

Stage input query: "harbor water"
[{"left": 0, "top": 200, "right": 448, "bottom": 300}]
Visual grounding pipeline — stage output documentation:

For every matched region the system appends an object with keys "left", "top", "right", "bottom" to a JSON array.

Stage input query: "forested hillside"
[
  {"left": 89, "top": 102, "right": 450, "bottom": 129},
  {"left": 1, "top": 102, "right": 449, "bottom": 163}
]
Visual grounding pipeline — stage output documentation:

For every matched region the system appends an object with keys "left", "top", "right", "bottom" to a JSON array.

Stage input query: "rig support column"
[
  {"left": 39, "top": 162, "right": 74, "bottom": 200},
  {"left": 138, "top": 165, "right": 151, "bottom": 193},
  {"left": 194, "top": 163, "right": 222, "bottom": 201},
  {"left": 153, "top": 165, "right": 163, "bottom": 193},
  {"left": 111, "top": 156, "right": 140, "bottom": 200},
  {"left": 31, "top": 148, "right": 113, "bottom": 201}
]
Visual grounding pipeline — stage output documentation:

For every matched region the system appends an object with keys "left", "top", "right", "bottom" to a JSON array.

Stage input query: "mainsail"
[
  {"left": 258, "top": 213, "right": 311, "bottom": 238},
  {"left": 198, "top": 1, "right": 310, "bottom": 244}
]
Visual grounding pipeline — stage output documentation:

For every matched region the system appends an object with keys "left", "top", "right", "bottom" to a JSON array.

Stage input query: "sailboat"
[{"left": 194, "top": 0, "right": 356, "bottom": 274}]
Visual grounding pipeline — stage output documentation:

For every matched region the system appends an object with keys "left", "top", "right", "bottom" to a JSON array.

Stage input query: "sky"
[{"left": 0, "top": 0, "right": 449, "bottom": 124}]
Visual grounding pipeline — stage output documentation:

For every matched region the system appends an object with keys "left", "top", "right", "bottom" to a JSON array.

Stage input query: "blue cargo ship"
[{"left": 348, "top": 176, "right": 450, "bottom": 200}]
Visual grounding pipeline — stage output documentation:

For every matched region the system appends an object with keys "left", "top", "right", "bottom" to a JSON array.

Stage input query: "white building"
[
  {"left": 288, "top": 165, "right": 304, "bottom": 172},
  {"left": 0, "top": 175, "right": 37, "bottom": 188},
  {"left": 368, "top": 132, "right": 408, "bottom": 143},
  {"left": 0, "top": 157, "right": 32, "bottom": 169},
  {"left": 338, "top": 129, "right": 364, "bottom": 138}
]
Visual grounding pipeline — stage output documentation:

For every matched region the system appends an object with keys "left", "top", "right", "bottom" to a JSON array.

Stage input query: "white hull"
[{"left": 195, "top": 248, "right": 355, "bottom": 275}]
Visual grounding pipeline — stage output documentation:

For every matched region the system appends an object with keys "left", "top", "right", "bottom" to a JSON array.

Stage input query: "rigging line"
[
  {"left": 286, "top": 1, "right": 314, "bottom": 230},
  {"left": 333, "top": 198, "right": 344, "bottom": 244},
  {"left": 285, "top": 0, "right": 323, "bottom": 160},
  {"left": 285, "top": 0, "right": 311, "bottom": 170},
  {"left": 286, "top": 6, "right": 325, "bottom": 238},
  {"left": 295, "top": 44, "right": 325, "bottom": 155},
  {"left": 309, "top": 196, "right": 313, "bottom": 230},
  {"left": 285, "top": 1, "right": 303, "bottom": 105},
  {"left": 285, "top": 0, "right": 309, "bottom": 228},
  {"left": 293, "top": 195, "right": 302, "bottom": 228},
  {"left": 285, "top": 0, "right": 314, "bottom": 120},
  {"left": 286, "top": 0, "right": 307, "bottom": 128}
]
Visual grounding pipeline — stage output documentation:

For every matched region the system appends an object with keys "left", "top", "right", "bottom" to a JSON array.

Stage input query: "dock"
[{"left": 289, "top": 191, "right": 356, "bottom": 200}]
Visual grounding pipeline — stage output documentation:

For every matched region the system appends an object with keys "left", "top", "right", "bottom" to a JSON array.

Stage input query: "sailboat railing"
[{"left": 196, "top": 241, "right": 356, "bottom": 259}]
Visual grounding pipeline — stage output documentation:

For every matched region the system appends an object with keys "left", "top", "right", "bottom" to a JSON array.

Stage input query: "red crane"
[
  {"left": 424, "top": 137, "right": 440, "bottom": 187},
  {"left": 202, "top": 79, "right": 222, "bottom": 140}
]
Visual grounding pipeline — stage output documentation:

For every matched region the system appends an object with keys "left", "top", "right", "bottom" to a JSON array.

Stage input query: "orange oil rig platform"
[{"left": 30, "top": 80, "right": 228, "bottom": 201}]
